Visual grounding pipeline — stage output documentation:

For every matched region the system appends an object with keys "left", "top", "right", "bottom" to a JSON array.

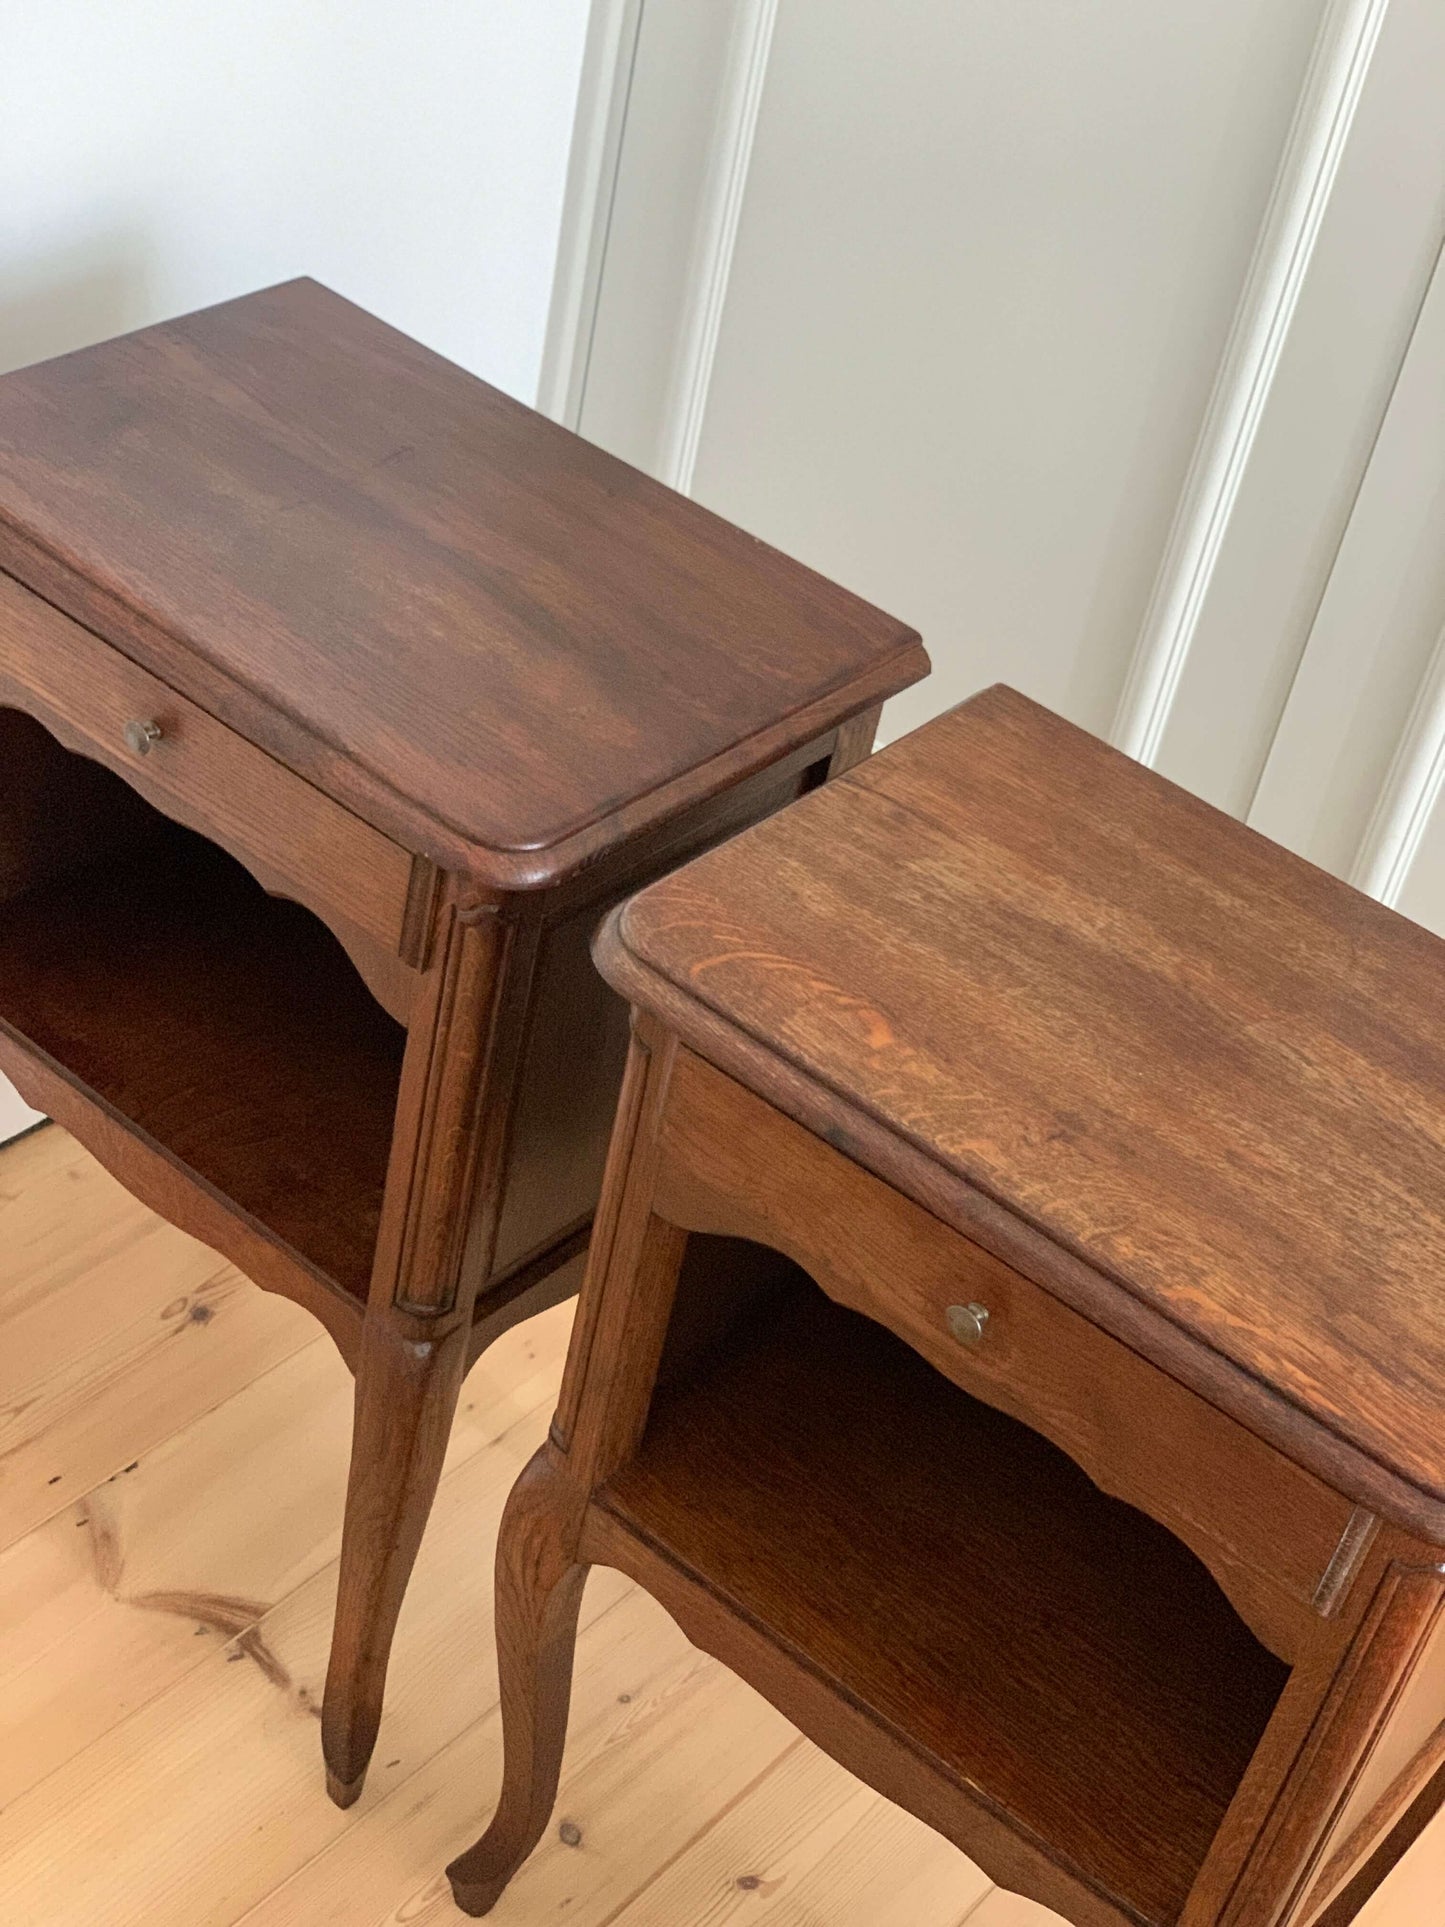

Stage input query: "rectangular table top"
[
  {"left": 0, "top": 280, "right": 924, "bottom": 887},
  {"left": 601, "top": 685, "right": 1445, "bottom": 1536}
]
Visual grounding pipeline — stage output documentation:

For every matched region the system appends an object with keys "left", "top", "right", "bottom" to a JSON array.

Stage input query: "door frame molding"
[
  {"left": 1244, "top": 222, "right": 1445, "bottom": 896},
  {"left": 1109, "top": 0, "right": 1445, "bottom": 810},
  {"left": 1353, "top": 622, "right": 1445, "bottom": 903},
  {"left": 653, "top": 0, "right": 779, "bottom": 493},
  {"left": 538, "top": 0, "right": 779, "bottom": 493},
  {"left": 1109, "top": 0, "right": 1392, "bottom": 764},
  {"left": 536, "top": 0, "right": 644, "bottom": 429}
]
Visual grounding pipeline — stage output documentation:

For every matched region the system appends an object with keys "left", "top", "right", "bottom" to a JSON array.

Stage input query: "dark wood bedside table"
[
  {"left": 450, "top": 686, "right": 1445, "bottom": 1925},
  {"left": 0, "top": 278, "right": 927, "bottom": 1807}
]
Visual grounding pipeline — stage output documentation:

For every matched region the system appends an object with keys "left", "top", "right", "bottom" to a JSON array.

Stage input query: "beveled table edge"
[{"left": 0, "top": 538, "right": 929, "bottom": 891}]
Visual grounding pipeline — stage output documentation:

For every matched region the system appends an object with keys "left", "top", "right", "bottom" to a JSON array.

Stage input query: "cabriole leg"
[{"left": 446, "top": 1447, "right": 588, "bottom": 1916}]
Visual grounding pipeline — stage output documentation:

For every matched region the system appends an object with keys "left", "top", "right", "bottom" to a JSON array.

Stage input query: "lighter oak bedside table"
[
  {"left": 450, "top": 687, "right": 1445, "bottom": 1926},
  {"left": 0, "top": 278, "right": 927, "bottom": 1807}
]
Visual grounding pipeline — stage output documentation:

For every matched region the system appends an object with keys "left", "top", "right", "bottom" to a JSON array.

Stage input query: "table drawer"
[
  {"left": 0, "top": 570, "right": 415, "bottom": 969},
  {"left": 656, "top": 1048, "right": 1361, "bottom": 1664}
]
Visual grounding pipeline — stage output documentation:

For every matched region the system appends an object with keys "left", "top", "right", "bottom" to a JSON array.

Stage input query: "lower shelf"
[
  {"left": 0, "top": 826, "right": 405, "bottom": 1300},
  {"left": 598, "top": 1282, "right": 1289, "bottom": 1926}
]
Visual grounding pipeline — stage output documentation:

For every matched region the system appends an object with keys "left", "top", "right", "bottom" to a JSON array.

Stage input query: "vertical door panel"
[
  {"left": 1250, "top": 239, "right": 1445, "bottom": 932},
  {"left": 1138, "top": 0, "right": 1445, "bottom": 816}
]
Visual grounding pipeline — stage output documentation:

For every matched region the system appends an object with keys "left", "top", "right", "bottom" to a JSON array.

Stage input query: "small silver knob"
[
  {"left": 123, "top": 719, "right": 163, "bottom": 756},
  {"left": 946, "top": 1302, "right": 991, "bottom": 1348}
]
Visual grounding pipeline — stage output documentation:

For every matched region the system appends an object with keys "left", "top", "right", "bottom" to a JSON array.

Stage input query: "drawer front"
[
  {"left": 0, "top": 570, "right": 414, "bottom": 966},
  {"left": 656, "top": 1048, "right": 1359, "bottom": 1664}
]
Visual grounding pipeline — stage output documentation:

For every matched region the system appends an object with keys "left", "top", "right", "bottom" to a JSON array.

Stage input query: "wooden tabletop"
[
  {"left": 599, "top": 685, "right": 1445, "bottom": 1537},
  {"left": 0, "top": 280, "right": 924, "bottom": 887}
]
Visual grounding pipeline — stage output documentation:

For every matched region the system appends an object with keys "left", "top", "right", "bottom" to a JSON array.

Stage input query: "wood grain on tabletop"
[
  {"left": 604, "top": 683, "right": 1445, "bottom": 1531},
  {"left": 0, "top": 277, "right": 926, "bottom": 886}
]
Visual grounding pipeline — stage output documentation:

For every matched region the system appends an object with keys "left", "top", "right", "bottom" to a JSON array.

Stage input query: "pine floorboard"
[{"left": 0, "top": 1125, "right": 1437, "bottom": 1924}]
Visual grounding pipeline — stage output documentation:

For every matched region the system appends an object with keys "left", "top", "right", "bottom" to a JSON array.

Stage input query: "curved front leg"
[
  {"left": 447, "top": 1020, "right": 686, "bottom": 1912},
  {"left": 447, "top": 1445, "right": 589, "bottom": 1916}
]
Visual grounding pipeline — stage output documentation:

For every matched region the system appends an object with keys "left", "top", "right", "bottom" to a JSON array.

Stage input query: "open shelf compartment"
[
  {"left": 0, "top": 708, "right": 404, "bottom": 1300},
  {"left": 598, "top": 1276, "right": 1290, "bottom": 1926}
]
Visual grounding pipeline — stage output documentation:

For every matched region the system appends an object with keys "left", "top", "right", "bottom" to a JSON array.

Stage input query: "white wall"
[
  {"left": 0, "top": 0, "right": 590, "bottom": 1140},
  {"left": 0, "top": 1083, "right": 41, "bottom": 1142},
  {"left": 0, "top": 0, "right": 590, "bottom": 397}
]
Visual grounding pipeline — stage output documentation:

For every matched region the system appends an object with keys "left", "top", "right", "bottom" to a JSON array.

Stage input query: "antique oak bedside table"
[
  {"left": 0, "top": 279, "right": 927, "bottom": 1807},
  {"left": 449, "top": 686, "right": 1445, "bottom": 1925}
]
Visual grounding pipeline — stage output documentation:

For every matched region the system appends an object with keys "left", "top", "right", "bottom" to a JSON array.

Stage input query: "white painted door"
[
  {"left": 569, "top": 0, "right": 1333, "bottom": 747},
  {"left": 556, "top": 0, "right": 1445, "bottom": 796}
]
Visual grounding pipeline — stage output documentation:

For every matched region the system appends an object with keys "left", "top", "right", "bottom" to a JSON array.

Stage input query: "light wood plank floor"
[{"left": 0, "top": 1125, "right": 1438, "bottom": 1925}]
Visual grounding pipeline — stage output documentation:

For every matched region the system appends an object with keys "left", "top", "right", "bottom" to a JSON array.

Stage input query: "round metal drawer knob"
[
  {"left": 946, "top": 1301, "right": 991, "bottom": 1348},
  {"left": 123, "top": 719, "right": 163, "bottom": 756}
]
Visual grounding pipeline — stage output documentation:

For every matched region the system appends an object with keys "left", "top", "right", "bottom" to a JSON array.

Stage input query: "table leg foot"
[{"left": 326, "top": 1765, "right": 365, "bottom": 1810}]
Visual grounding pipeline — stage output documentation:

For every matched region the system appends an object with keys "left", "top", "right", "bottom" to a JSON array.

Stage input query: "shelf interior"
[
  {"left": 600, "top": 1278, "right": 1290, "bottom": 1926},
  {"left": 0, "top": 713, "right": 404, "bottom": 1298}
]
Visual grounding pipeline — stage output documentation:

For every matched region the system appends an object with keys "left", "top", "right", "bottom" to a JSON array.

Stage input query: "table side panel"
[
  {"left": 1216, "top": 1556, "right": 1445, "bottom": 1925},
  {"left": 1296, "top": 1570, "right": 1445, "bottom": 1921},
  {"left": 490, "top": 741, "right": 838, "bottom": 1287}
]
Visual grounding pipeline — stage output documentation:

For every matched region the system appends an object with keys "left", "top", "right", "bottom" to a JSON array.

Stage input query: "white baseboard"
[{"left": 0, "top": 1077, "right": 43, "bottom": 1144}]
